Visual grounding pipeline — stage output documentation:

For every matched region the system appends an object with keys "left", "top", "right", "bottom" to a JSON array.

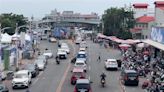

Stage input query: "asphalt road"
[{"left": 4, "top": 39, "right": 146, "bottom": 92}]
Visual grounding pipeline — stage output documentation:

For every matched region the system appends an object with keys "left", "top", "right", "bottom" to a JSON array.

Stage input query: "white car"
[
  {"left": 76, "top": 51, "right": 87, "bottom": 63},
  {"left": 75, "top": 38, "right": 82, "bottom": 44},
  {"left": 35, "top": 59, "right": 46, "bottom": 70},
  {"left": 80, "top": 41, "right": 87, "bottom": 48},
  {"left": 61, "top": 45, "right": 70, "bottom": 54},
  {"left": 12, "top": 70, "right": 32, "bottom": 89},
  {"left": 43, "top": 50, "right": 53, "bottom": 58},
  {"left": 105, "top": 59, "right": 118, "bottom": 70},
  {"left": 41, "top": 35, "right": 48, "bottom": 40},
  {"left": 74, "top": 60, "right": 87, "bottom": 72},
  {"left": 49, "top": 37, "right": 57, "bottom": 42},
  {"left": 57, "top": 49, "right": 67, "bottom": 59},
  {"left": 79, "top": 47, "right": 86, "bottom": 52}
]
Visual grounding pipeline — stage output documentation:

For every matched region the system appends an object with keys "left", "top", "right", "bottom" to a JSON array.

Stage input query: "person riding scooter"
[{"left": 100, "top": 72, "right": 106, "bottom": 87}]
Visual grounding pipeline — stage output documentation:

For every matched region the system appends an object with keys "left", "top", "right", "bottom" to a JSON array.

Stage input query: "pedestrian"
[{"left": 97, "top": 55, "right": 101, "bottom": 62}]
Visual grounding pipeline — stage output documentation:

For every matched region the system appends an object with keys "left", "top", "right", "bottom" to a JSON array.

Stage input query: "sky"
[{"left": 0, "top": 0, "right": 163, "bottom": 19}]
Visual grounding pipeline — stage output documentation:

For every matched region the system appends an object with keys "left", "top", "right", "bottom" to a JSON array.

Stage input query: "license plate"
[
  {"left": 129, "top": 77, "right": 135, "bottom": 80},
  {"left": 78, "top": 89, "right": 87, "bottom": 92}
]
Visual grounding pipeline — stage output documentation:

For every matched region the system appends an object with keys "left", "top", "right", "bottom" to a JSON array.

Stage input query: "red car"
[{"left": 71, "top": 68, "right": 85, "bottom": 85}]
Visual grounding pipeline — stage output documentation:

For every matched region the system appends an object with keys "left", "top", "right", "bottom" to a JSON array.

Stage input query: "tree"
[
  {"left": 0, "top": 13, "right": 27, "bottom": 35},
  {"left": 102, "top": 8, "right": 135, "bottom": 39}
]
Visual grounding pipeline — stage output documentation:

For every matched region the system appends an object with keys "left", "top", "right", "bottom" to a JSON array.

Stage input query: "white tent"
[
  {"left": 1, "top": 33, "right": 12, "bottom": 43},
  {"left": 25, "top": 33, "right": 31, "bottom": 41},
  {"left": 12, "top": 33, "right": 20, "bottom": 41}
]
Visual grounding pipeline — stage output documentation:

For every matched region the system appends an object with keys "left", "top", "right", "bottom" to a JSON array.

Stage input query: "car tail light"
[
  {"left": 136, "top": 76, "right": 139, "bottom": 80},
  {"left": 124, "top": 75, "right": 128, "bottom": 80},
  {"left": 72, "top": 75, "right": 76, "bottom": 80},
  {"left": 74, "top": 87, "right": 77, "bottom": 92}
]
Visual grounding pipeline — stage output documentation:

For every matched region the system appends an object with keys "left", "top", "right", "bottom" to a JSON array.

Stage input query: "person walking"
[{"left": 97, "top": 55, "right": 101, "bottom": 62}]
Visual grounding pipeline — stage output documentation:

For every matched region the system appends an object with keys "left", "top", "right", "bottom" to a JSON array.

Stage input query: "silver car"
[{"left": 35, "top": 59, "right": 46, "bottom": 71}]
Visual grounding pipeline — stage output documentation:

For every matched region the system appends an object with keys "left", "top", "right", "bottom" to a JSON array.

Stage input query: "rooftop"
[
  {"left": 133, "top": 3, "right": 149, "bottom": 8},
  {"left": 136, "top": 16, "right": 155, "bottom": 23}
]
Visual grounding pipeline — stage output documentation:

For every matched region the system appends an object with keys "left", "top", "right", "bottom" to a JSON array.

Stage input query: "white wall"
[
  {"left": 142, "top": 21, "right": 155, "bottom": 39},
  {"left": 155, "top": 8, "right": 164, "bottom": 26},
  {"left": 134, "top": 8, "right": 148, "bottom": 18}
]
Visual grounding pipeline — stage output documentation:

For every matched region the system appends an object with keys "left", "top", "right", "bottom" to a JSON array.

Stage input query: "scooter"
[
  {"left": 101, "top": 79, "right": 105, "bottom": 87},
  {"left": 56, "top": 60, "right": 60, "bottom": 65}
]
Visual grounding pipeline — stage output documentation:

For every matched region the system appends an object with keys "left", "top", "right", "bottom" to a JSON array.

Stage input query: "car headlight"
[{"left": 23, "top": 80, "right": 28, "bottom": 84}]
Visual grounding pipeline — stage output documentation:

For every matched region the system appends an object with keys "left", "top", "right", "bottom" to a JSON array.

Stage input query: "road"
[{"left": 4, "top": 39, "right": 146, "bottom": 92}]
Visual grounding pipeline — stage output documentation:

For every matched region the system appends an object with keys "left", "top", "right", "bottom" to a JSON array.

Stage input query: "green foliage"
[
  {"left": 102, "top": 8, "right": 135, "bottom": 39},
  {"left": 0, "top": 13, "right": 27, "bottom": 35}
]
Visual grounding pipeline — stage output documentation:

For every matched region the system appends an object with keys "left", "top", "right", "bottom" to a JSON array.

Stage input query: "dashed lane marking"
[{"left": 55, "top": 40, "right": 75, "bottom": 92}]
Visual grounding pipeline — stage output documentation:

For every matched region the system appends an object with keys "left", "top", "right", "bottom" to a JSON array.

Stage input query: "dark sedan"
[
  {"left": 0, "top": 84, "right": 9, "bottom": 92},
  {"left": 24, "top": 64, "right": 39, "bottom": 78}
]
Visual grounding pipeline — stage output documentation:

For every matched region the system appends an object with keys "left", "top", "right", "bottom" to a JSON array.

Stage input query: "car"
[
  {"left": 80, "top": 41, "right": 87, "bottom": 48},
  {"left": 57, "top": 49, "right": 67, "bottom": 59},
  {"left": 43, "top": 50, "right": 53, "bottom": 58},
  {"left": 0, "top": 71, "right": 7, "bottom": 81},
  {"left": 12, "top": 70, "right": 32, "bottom": 89},
  {"left": 41, "top": 34, "right": 48, "bottom": 40},
  {"left": 24, "top": 64, "right": 39, "bottom": 78},
  {"left": 37, "top": 55, "right": 48, "bottom": 65},
  {"left": 75, "top": 37, "right": 82, "bottom": 44},
  {"left": 0, "top": 84, "right": 9, "bottom": 92},
  {"left": 35, "top": 59, "right": 46, "bottom": 71},
  {"left": 74, "top": 60, "right": 87, "bottom": 72},
  {"left": 49, "top": 37, "right": 57, "bottom": 43},
  {"left": 61, "top": 45, "right": 70, "bottom": 54},
  {"left": 120, "top": 69, "right": 139, "bottom": 86},
  {"left": 74, "top": 79, "right": 92, "bottom": 92},
  {"left": 71, "top": 68, "right": 85, "bottom": 85},
  {"left": 76, "top": 51, "right": 87, "bottom": 63},
  {"left": 104, "top": 59, "right": 118, "bottom": 70},
  {"left": 79, "top": 47, "right": 86, "bottom": 52}
]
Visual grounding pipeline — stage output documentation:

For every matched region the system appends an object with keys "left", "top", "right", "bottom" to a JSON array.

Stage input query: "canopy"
[
  {"left": 142, "top": 39, "right": 164, "bottom": 51},
  {"left": 1, "top": 33, "right": 12, "bottom": 43},
  {"left": 119, "top": 44, "right": 131, "bottom": 49},
  {"left": 12, "top": 33, "right": 20, "bottom": 41},
  {"left": 137, "top": 43, "right": 149, "bottom": 48}
]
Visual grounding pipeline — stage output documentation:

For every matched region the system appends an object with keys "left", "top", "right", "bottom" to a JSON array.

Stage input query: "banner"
[{"left": 151, "top": 27, "right": 164, "bottom": 44}]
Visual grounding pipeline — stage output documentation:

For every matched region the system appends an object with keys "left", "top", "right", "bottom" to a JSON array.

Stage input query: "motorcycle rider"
[{"left": 100, "top": 72, "right": 106, "bottom": 81}]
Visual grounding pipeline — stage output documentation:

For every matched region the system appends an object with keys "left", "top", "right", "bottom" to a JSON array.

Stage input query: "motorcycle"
[
  {"left": 101, "top": 79, "right": 105, "bottom": 87},
  {"left": 56, "top": 60, "right": 60, "bottom": 64}
]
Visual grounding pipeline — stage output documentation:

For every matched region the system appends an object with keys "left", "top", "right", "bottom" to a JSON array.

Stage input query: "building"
[
  {"left": 41, "top": 9, "right": 100, "bottom": 28},
  {"left": 133, "top": 3, "right": 149, "bottom": 18},
  {"left": 154, "top": 1, "right": 164, "bottom": 26}
]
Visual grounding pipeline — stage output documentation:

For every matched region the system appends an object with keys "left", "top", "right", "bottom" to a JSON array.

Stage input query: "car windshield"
[
  {"left": 127, "top": 73, "right": 138, "bottom": 77},
  {"left": 0, "top": 85, "right": 4, "bottom": 90},
  {"left": 15, "top": 74, "right": 28, "bottom": 78},
  {"left": 73, "top": 72, "right": 83, "bottom": 77},
  {"left": 77, "top": 54, "right": 86, "bottom": 58},
  {"left": 76, "top": 63, "right": 84, "bottom": 66},
  {"left": 76, "top": 84, "right": 90, "bottom": 89}
]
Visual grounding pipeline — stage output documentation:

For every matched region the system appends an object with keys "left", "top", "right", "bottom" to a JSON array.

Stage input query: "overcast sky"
[{"left": 0, "top": 0, "right": 163, "bottom": 19}]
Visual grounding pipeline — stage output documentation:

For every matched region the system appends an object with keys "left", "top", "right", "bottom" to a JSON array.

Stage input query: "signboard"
[{"left": 151, "top": 27, "right": 164, "bottom": 44}]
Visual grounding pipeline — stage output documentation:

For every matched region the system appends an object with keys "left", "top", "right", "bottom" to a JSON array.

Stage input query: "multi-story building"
[{"left": 154, "top": 1, "right": 164, "bottom": 26}]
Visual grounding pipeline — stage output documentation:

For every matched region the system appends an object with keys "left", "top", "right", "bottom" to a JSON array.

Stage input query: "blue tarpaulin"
[{"left": 52, "top": 27, "right": 68, "bottom": 38}]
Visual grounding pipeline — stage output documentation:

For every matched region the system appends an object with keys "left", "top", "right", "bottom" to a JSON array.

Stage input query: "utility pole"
[
  {"left": 0, "top": 23, "right": 2, "bottom": 72},
  {"left": 15, "top": 23, "right": 19, "bottom": 71}
]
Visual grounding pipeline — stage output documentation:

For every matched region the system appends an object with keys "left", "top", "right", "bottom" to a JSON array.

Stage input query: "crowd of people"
[{"left": 121, "top": 47, "right": 164, "bottom": 92}]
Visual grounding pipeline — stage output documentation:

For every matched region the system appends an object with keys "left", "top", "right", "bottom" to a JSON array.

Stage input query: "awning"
[{"left": 142, "top": 39, "right": 164, "bottom": 51}]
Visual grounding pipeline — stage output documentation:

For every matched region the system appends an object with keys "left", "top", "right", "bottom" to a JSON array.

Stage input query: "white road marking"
[{"left": 31, "top": 71, "right": 43, "bottom": 85}]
